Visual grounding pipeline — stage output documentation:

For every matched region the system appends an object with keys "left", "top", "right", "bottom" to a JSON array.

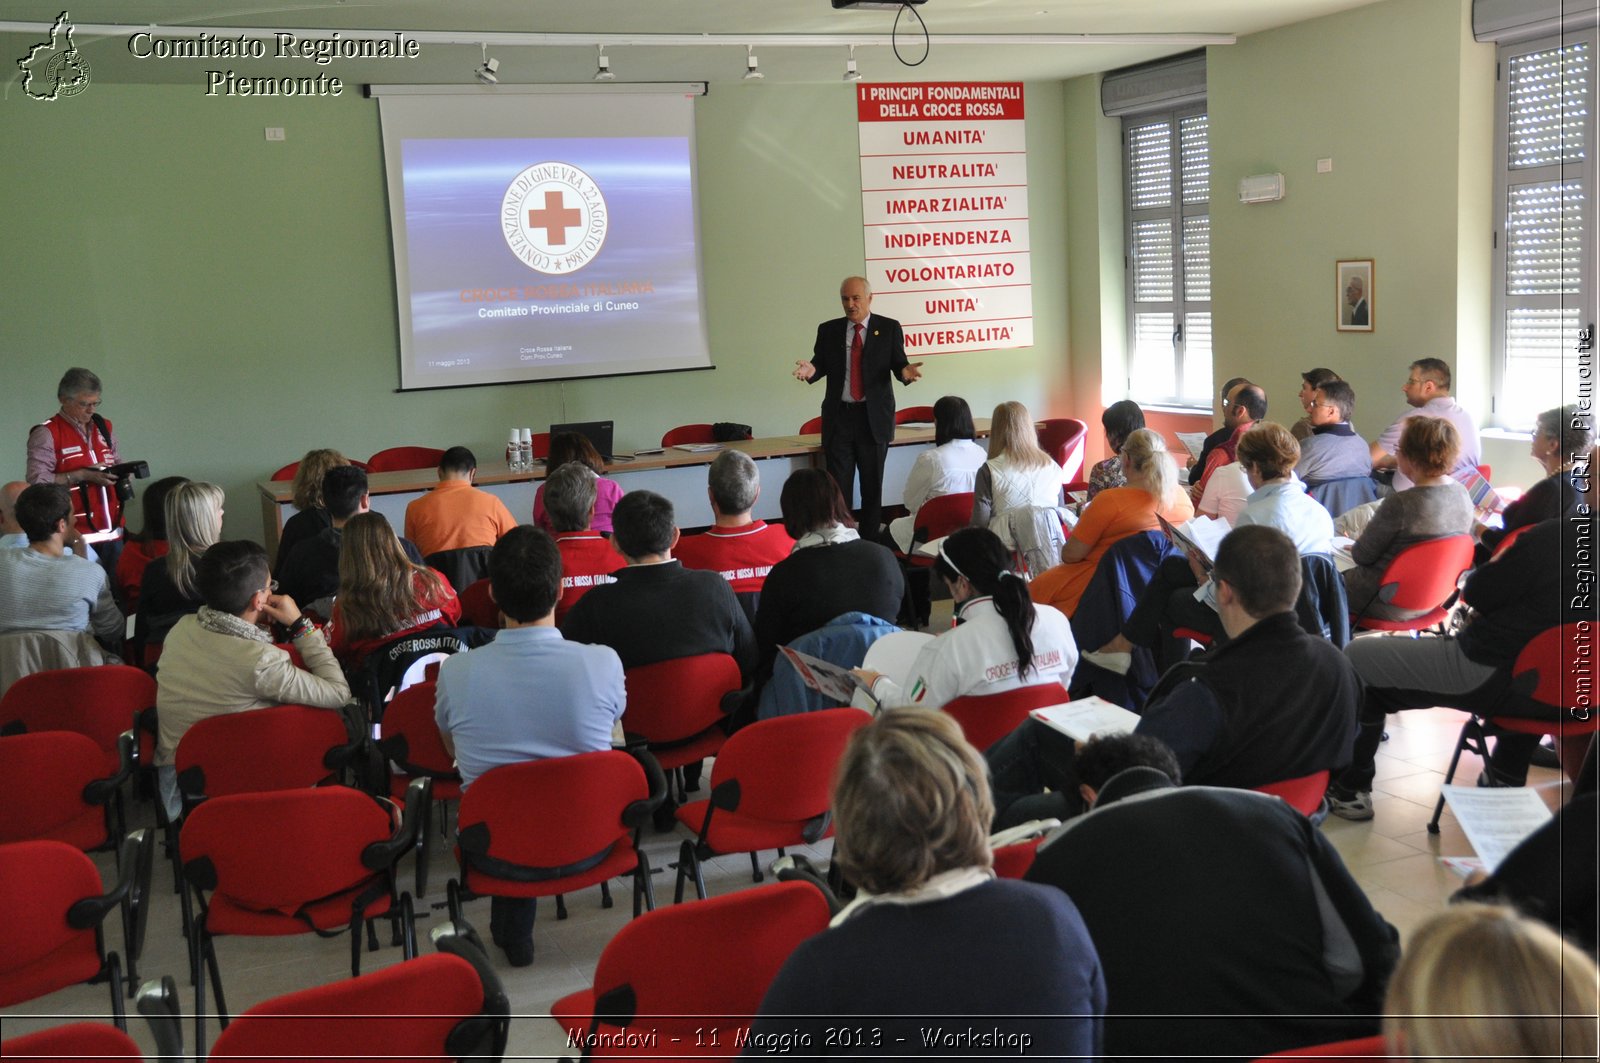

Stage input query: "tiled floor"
[{"left": 3, "top": 625, "right": 1572, "bottom": 1059}]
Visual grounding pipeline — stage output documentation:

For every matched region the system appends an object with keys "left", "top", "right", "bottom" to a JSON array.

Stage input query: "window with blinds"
[
  {"left": 1125, "top": 107, "right": 1212, "bottom": 407},
  {"left": 1492, "top": 31, "right": 1596, "bottom": 430}
]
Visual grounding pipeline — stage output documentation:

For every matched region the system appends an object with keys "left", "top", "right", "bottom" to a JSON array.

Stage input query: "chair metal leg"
[
  {"left": 1429, "top": 718, "right": 1479, "bottom": 835},
  {"left": 556, "top": 893, "right": 568, "bottom": 920},
  {"left": 415, "top": 796, "right": 432, "bottom": 899},
  {"left": 673, "top": 840, "right": 694, "bottom": 904},
  {"left": 600, "top": 880, "right": 614, "bottom": 909},
  {"left": 635, "top": 849, "right": 656, "bottom": 915},
  {"left": 107, "top": 952, "right": 127, "bottom": 1032},
  {"left": 351, "top": 915, "right": 364, "bottom": 977},
  {"left": 400, "top": 893, "right": 417, "bottom": 959},
  {"left": 750, "top": 851, "right": 765, "bottom": 883}
]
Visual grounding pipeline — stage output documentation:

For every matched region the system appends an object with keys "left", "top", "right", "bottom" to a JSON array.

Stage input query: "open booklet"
[
  {"left": 1028, "top": 696, "right": 1141, "bottom": 743},
  {"left": 778, "top": 645, "right": 880, "bottom": 708},
  {"left": 1176, "top": 431, "right": 1208, "bottom": 462},
  {"left": 1156, "top": 513, "right": 1231, "bottom": 572}
]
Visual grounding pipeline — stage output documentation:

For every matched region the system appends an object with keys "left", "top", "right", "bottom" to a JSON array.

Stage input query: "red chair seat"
[
  {"left": 0, "top": 938, "right": 105, "bottom": 1011},
  {"left": 673, "top": 802, "right": 830, "bottom": 853},
  {"left": 3, "top": 1022, "right": 143, "bottom": 1060},
  {"left": 1351, "top": 534, "right": 1474, "bottom": 633},
  {"left": 991, "top": 836, "right": 1044, "bottom": 879},
  {"left": 204, "top": 881, "right": 395, "bottom": 936},
  {"left": 0, "top": 732, "right": 117, "bottom": 850},
  {"left": 943, "top": 683, "right": 1069, "bottom": 753},
  {"left": 649, "top": 728, "right": 728, "bottom": 772},
  {"left": 0, "top": 840, "right": 114, "bottom": 1009},
  {"left": 459, "top": 837, "right": 637, "bottom": 900},
  {"left": 1253, "top": 770, "right": 1330, "bottom": 817}
]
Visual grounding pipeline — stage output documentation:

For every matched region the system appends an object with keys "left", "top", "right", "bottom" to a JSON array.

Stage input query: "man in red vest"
[{"left": 26, "top": 368, "right": 125, "bottom": 570}]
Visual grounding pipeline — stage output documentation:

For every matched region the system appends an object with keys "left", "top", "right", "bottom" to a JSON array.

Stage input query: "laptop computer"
[{"left": 549, "top": 420, "right": 615, "bottom": 463}]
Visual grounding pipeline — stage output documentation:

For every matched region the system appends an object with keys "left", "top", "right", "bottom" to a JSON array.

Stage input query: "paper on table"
[
  {"left": 1176, "top": 431, "right": 1208, "bottom": 461},
  {"left": 1030, "top": 696, "right": 1141, "bottom": 743},
  {"left": 673, "top": 443, "right": 723, "bottom": 453},
  {"left": 1440, "top": 785, "right": 1553, "bottom": 872}
]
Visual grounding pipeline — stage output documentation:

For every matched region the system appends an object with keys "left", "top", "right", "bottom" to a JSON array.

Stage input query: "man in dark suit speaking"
[{"left": 792, "top": 276, "right": 922, "bottom": 540}]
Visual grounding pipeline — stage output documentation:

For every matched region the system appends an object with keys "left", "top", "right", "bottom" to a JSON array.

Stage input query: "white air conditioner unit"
[{"left": 1238, "top": 173, "right": 1285, "bottom": 204}]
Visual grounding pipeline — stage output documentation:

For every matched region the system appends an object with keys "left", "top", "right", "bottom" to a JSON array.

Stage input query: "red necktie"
[{"left": 849, "top": 323, "right": 865, "bottom": 401}]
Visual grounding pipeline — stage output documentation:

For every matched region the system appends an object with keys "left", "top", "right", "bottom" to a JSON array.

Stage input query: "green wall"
[
  {"left": 1, "top": 81, "right": 1070, "bottom": 542},
  {"left": 1206, "top": 0, "right": 1495, "bottom": 441}
]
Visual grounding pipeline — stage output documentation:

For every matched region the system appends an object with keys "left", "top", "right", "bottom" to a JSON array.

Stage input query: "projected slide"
[{"left": 377, "top": 91, "right": 711, "bottom": 390}]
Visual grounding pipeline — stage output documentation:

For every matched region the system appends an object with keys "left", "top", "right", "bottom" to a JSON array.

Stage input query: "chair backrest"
[
  {"left": 991, "top": 836, "right": 1045, "bottom": 879},
  {"left": 174, "top": 704, "right": 351, "bottom": 801},
  {"left": 0, "top": 839, "right": 105, "bottom": 1007},
  {"left": 0, "top": 665, "right": 155, "bottom": 771},
  {"left": 943, "top": 682, "right": 1068, "bottom": 753},
  {"left": 912, "top": 491, "right": 976, "bottom": 545},
  {"left": 181, "top": 787, "right": 394, "bottom": 917},
  {"left": 0, "top": 630, "right": 111, "bottom": 700},
  {"left": 459, "top": 578, "right": 501, "bottom": 629},
  {"left": 1374, "top": 534, "right": 1474, "bottom": 613},
  {"left": 895, "top": 405, "right": 936, "bottom": 424},
  {"left": 457, "top": 751, "right": 645, "bottom": 871},
  {"left": 1037, "top": 418, "right": 1088, "bottom": 482},
  {"left": 379, "top": 682, "right": 458, "bottom": 780},
  {"left": 530, "top": 431, "right": 552, "bottom": 460},
  {"left": 623, "top": 654, "right": 742, "bottom": 744},
  {"left": 425, "top": 548, "right": 492, "bottom": 595},
  {"left": 1252, "top": 769, "right": 1331, "bottom": 817},
  {"left": 583, "top": 881, "right": 831, "bottom": 1046},
  {"left": 270, "top": 461, "right": 300, "bottom": 482},
  {"left": 709, "top": 709, "right": 868, "bottom": 824},
  {"left": 208, "top": 951, "right": 494, "bottom": 1062},
  {"left": 2, "top": 1022, "right": 143, "bottom": 1061},
  {"left": 799, "top": 415, "right": 824, "bottom": 435},
  {"left": 1513, "top": 623, "right": 1592, "bottom": 711},
  {"left": 1490, "top": 522, "right": 1533, "bottom": 560},
  {"left": 366, "top": 446, "right": 447, "bottom": 474},
  {"left": 661, "top": 424, "right": 717, "bottom": 447},
  {"left": 0, "top": 731, "right": 115, "bottom": 849}
]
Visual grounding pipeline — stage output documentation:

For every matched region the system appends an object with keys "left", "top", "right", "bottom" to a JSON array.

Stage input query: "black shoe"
[
  {"left": 1530, "top": 736, "right": 1561, "bottom": 769},
  {"left": 488, "top": 898, "right": 507, "bottom": 948},
  {"left": 502, "top": 938, "right": 534, "bottom": 967}
]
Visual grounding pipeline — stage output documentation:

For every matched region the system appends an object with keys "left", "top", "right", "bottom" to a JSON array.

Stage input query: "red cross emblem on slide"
[{"left": 528, "top": 190, "right": 583, "bottom": 246}]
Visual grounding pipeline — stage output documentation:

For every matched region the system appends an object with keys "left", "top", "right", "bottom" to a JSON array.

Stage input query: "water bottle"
[
  {"left": 506, "top": 429, "right": 521, "bottom": 471},
  {"left": 517, "top": 428, "right": 533, "bottom": 470}
]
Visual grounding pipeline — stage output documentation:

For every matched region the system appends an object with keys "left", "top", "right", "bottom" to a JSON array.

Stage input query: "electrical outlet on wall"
[{"left": 265, "top": 127, "right": 286, "bottom": 141}]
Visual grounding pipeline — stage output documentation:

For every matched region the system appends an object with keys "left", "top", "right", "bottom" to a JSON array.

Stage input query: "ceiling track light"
[
  {"left": 594, "top": 44, "right": 615, "bottom": 81},
  {"left": 474, "top": 42, "right": 498, "bottom": 85},
  {"left": 843, "top": 44, "right": 861, "bottom": 82},
  {"left": 743, "top": 44, "right": 764, "bottom": 81}
]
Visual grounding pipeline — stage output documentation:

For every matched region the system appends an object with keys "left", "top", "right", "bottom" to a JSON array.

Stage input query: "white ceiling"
[{"left": 1, "top": 0, "right": 1390, "bottom": 88}]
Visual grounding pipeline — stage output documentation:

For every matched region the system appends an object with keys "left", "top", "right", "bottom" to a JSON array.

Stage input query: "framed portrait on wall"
[{"left": 1336, "top": 259, "right": 1374, "bottom": 332}]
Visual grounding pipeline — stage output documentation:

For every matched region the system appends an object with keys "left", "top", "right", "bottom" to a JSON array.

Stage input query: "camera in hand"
[{"left": 102, "top": 460, "right": 150, "bottom": 502}]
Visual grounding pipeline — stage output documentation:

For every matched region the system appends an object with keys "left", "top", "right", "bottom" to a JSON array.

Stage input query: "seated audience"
[
  {"left": 274, "top": 448, "right": 349, "bottom": 571},
  {"left": 1382, "top": 905, "right": 1597, "bottom": 1061},
  {"left": 1025, "top": 731, "right": 1397, "bottom": 1060},
  {"left": 886, "top": 395, "right": 986, "bottom": 552},
  {"left": 434, "top": 526, "right": 625, "bottom": 967},
  {"left": 0, "top": 484, "right": 122, "bottom": 645},
  {"left": 1194, "top": 458, "right": 1250, "bottom": 523},
  {"left": 1190, "top": 375, "right": 1249, "bottom": 473},
  {"left": 747, "top": 709, "right": 1105, "bottom": 1057},
  {"left": 995, "top": 526, "right": 1358, "bottom": 826},
  {"left": 754, "top": 469, "right": 905, "bottom": 674},
  {"left": 1343, "top": 416, "right": 1474, "bottom": 623},
  {"left": 1, "top": 479, "right": 96, "bottom": 562},
  {"left": 403, "top": 445, "right": 517, "bottom": 558},
  {"left": 1370, "top": 356, "right": 1481, "bottom": 489},
  {"left": 154, "top": 540, "right": 351, "bottom": 819},
  {"left": 1028, "top": 428, "right": 1192, "bottom": 618},
  {"left": 675, "top": 449, "right": 794, "bottom": 616},
  {"left": 969, "top": 399, "right": 1062, "bottom": 549},
  {"left": 136, "top": 480, "right": 226, "bottom": 649},
  {"left": 1190, "top": 381, "right": 1265, "bottom": 501},
  {"left": 112, "top": 475, "right": 186, "bottom": 612},
  {"left": 1329, "top": 516, "right": 1577, "bottom": 820},
  {"left": 1092, "top": 422, "right": 1332, "bottom": 658},
  {"left": 540, "top": 462, "right": 621, "bottom": 621},
  {"left": 1294, "top": 379, "right": 1371, "bottom": 484},
  {"left": 328, "top": 512, "right": 461, "bottom": 668},
  {"left": 1289, "top": 366, "right": 1342, "bottom": 441},
  {"left": 1085, "top": 400, "right": 1144, "bottom": 499},
  {"left": 1476, "top": 403, "right": 1591, "bottom": 562},
  {"left": 857, "top": 527, "right": 1077, "bottom": 708},
  {"left": 533, "top": 431, "right": 622, "bottom": 535},
  {"left": 277, "top": 465, "right": 423, "bottom": 613},
  {"left": 562, "top": 490, "right": 755, "bottom": 682}
]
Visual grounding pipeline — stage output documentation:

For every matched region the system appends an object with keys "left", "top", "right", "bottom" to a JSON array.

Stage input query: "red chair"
[
  {"left": 991, "top": 836, "right": 1046, "bottom": 879},
  {"left": 1037, "top": 417, "right": 1088, "bottom": 483},
  {"left": 366, "top": 446, "right": 447, "bottom": 474},
  {"left": 895, "top": 405, "right": 936, "bottom": 425},
  {"left": 452, "top": 749, "right": 664, "bottom": 925},
  {"left": 530, "top": 431, "right": 552, "bottom": 460},
  {"left": 661, "top": 423, "right": 719, "bottom": 447},
  {"left": 943, "top": 682, "right": 1069, "bottom": 754},
  {"left": 1254, "top": 1033, "right": 1391, "bottom": 1060},
  {"left": 895, "top": 491, "right": 976, "bottom": 566},
  {"left": 1, "top": 1023, "right": 143, "bottom": 1061},
  {"left": 181, "top": 782, "right": 427, "bottom": 1048},
  {"left": 798, "top": 416, "right": 824, "bottom": 435},
  {"left": 174, "top": 703, "right": 356, "bottom": 807},
  {"left": 0, "top": 831, "right": 152, "bottom": 1029},
  {"left": 147, "top": 923, "right": 508, "bottom": 1063},
  {"left": 1489, "top": 522, "right": 1533, "bottom": 560},
  {"left": 378, "top": 681, "right": 461, "bottom": 897},
  {"left": 624, "top": 653, "right": 743, "bottom": 804},
  {"left": 459, "top": 577, "right": 502, "bottom": 629},
  {"left": 0, "top": 730, "right": 132, "bottom": 851},
  {"left": 1429, "top": 623, "right": 1600, "bottom": 833},
  {"left": 673, "top": 708, "right": 868, "bottom": 901},
  {"left": 1349, "top": 534, "right": 1474, "bottom": 633},
  {"left": 552, "top": 880, "right": 832, "bottom": 1058},
  {"left": 1253, "top": 769, "right": 1331, "bottom": 817},
  {"left": 0, "top": 665, "right": 156, "bottom": 778},
  {"left": 270, "top": 461, "right": 300, "bottom": 481}
]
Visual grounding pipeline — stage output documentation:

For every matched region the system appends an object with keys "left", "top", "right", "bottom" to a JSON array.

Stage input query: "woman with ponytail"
[{"left": 857, "top": 527, "right": 1078, "bottom": 709}]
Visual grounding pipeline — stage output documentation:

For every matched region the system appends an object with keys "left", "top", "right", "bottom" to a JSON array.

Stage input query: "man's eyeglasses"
[
  {"left": 70, "top": 399, "right": 102, "bottom": 411},
  {"left": 1311, "top": 401, "right": 1339, "bottom": 410}
]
